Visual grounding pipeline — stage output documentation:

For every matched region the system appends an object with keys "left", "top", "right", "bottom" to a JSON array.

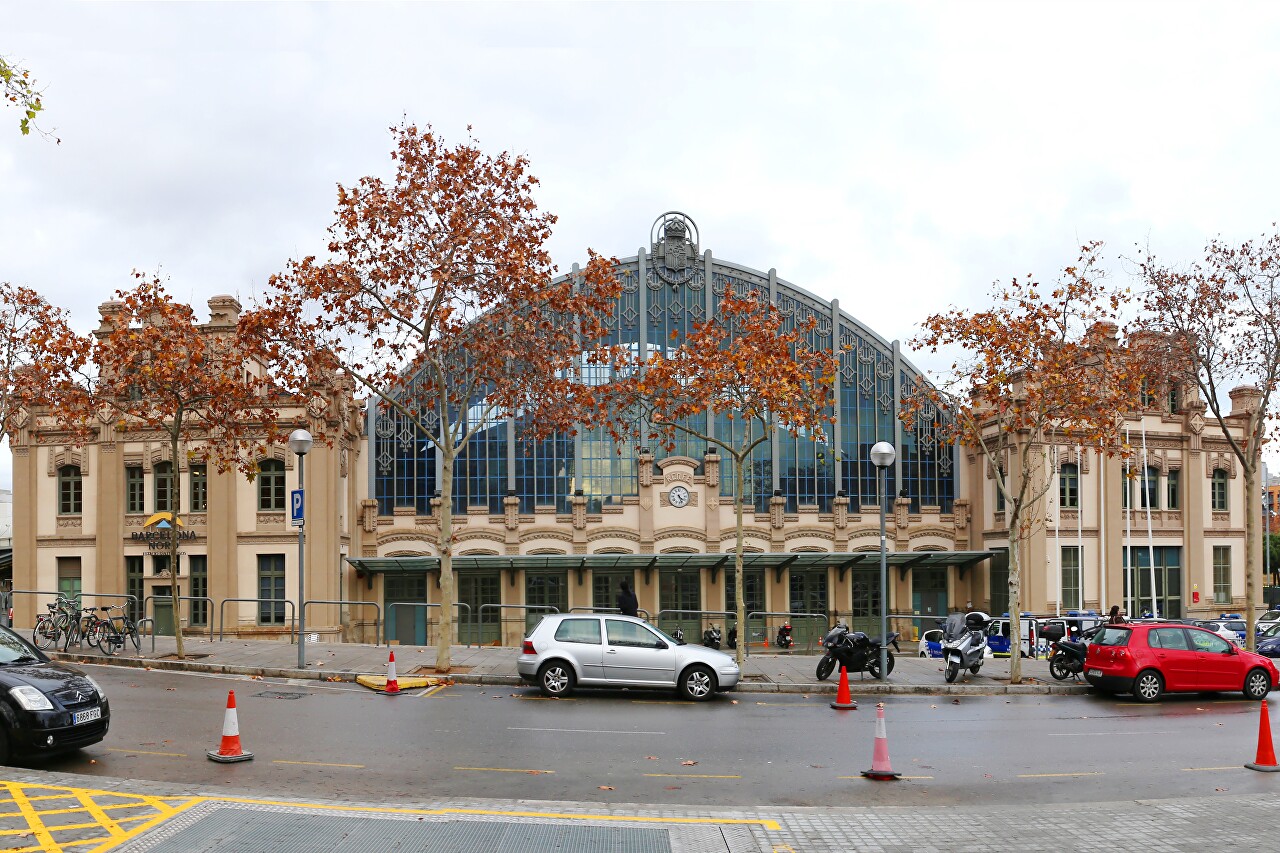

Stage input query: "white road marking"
[
  {"left": 1047, "top": 731, "right": 1172, "bottom": 736},
  {"left": 507, "top": 726, "right": 666, "bottom": 735}
]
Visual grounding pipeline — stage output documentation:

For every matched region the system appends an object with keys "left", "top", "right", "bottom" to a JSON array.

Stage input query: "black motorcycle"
[
  {"left": 702, "top": 625, "right": 722, "bottom": 649},
  {"left": 1048, "top": 638, "right": 1088, "bottom": 680},
  {"left": 775, "top": 622, "right": 794, "bottom": 649},
  {"left": 726, "top": 624, "right": 738, "bottom": 649},
  {"left": 816, "top": 621, "right": 900, "bottom": 680}
]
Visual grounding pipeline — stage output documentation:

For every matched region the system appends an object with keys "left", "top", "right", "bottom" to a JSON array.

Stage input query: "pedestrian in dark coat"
[
  {"left": 617, "top": 580, "right": 639, "bottom": 617},
  {"left": 1108, "top": 605, "right": 1125, "bottom": 624}
]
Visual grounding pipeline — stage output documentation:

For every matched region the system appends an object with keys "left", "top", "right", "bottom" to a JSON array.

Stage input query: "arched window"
[
  {"left": 57, "top": 465, "right": 82, "bottom": 515},
  {"left": 258, "top": 459, "right": 286, "bottom": 511},
  {"left": 154, "top": 461, "right": 173, "bottom": 513},
  {"left": 1211, "top": 469, "right": 1229, "bottom": 512},
  {"left": 1059, "top": 462, "right": 1079, "bottom": 509}
]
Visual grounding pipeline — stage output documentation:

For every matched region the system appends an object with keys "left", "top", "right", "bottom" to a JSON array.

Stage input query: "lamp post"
[
  {"left": 288, "top": 428, "right": 313, "bottom": 670},
  {"left": 870, "top": 441, "right": 896, "bottom": 681}
]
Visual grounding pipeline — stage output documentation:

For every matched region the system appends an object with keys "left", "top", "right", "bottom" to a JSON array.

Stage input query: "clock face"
[{"left": 668, "top": 485, "right": 690, "bottom": 508}]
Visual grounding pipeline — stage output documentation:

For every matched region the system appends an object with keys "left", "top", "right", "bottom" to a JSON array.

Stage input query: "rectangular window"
[
  {"left": 189, "top": 555, "right": 208, "bottom": 626},
  {"left": 58, "top": 466, "right": 82, "bottom": 515},
  {"left": 1059, "top": 464, "right": 1079, "bottom": 510},
  {"left": 525, "top": 572, "right": 568, "bottom": 633},
  {"left": 1211, "top": 470, "right": 1229, "bottom": 512},
  {"left": 592, "top": 572, "right": 631, "bottom": 612},
  {"left": 190, "top": 465, "right": 208, "bottom": 513},
  {"left": 723, "top": 569, "right": 763, "bottom": 615},
  {"left": 1140, "top": 467, "right": 1158, "bottom": 510},
  {"left": 1166, "top": 469, "right": 1180, "bottom": 510},
  {"left": 258, "top": 461, "right": 286, "bottom": 511},
  {"left": 1213, "top": 545, "right": 1231, "bottom": 605},
  {"left": 258, "top": 554, "right": 286, "bottom": 625},
  {"left": 1061, "top": 546, "right": 1081, "bottom": 610},
  {"left": 126, "top": 466, "right": 145, "bottom": 514},
  {"left": 154, "top": 462, "right": 173, "bottom": 513},
  {"left": 995, "top": 468, "right": 1005, "bottom": 513},
  {"left": 153, "top": 554, "right": 170, "bottom": 576},
  {"left": 126, "top": 556, "right": 144, "bottom": 622},
  {"left": 57, "top": 556, "right": 82, "bottom": 601}
]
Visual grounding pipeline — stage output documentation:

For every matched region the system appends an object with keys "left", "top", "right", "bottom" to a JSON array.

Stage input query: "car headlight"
[
  {"left": 10, "top": 685, "right": 53, "bottom": 711},
  {"left": 84, "top": 676, "right": 104, "bottom": 699}
]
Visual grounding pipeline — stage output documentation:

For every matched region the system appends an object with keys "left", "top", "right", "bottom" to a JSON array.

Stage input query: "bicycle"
[
  {"left": 62, "top": 606, "right": 105, "bottom": 651},
  {"left": 32, "top": 596, "right": 77, "bottom": 650},
  {"left": 93, "top": 604, "right": 141, "bottom": 656}
]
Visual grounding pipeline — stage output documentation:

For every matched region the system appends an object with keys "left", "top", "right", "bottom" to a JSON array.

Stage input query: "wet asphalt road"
[{"left": 29, "top": 664, "right": 1280, "bottom": 808}]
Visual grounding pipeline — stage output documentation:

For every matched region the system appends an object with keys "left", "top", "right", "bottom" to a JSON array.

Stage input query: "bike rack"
[
  {"left": 136, "top": 618, "right": 156, "bottom": 654},
  {"left": 383, "top": 602, "right": 472, "bottom": 648},
  {"left": 567, "top": 606, "right": 651, "bottom": 621},
  {"left": 141, "top": 595, "right": 217, "bottom": 641},
  {"left": 217, "top": 598, "right": 297, "bottom": 644},
  {"left": 301, "top": 600, "right": 381, "bottom": 648},
  {"left": 743, "top": 611, "right": 828, "bottom": 658},
  {"left": 10, "top": 589, "right": 69, "bottom": 630},
  {"left": 476, "top": 604, "right": 559, "bottom": 646}
]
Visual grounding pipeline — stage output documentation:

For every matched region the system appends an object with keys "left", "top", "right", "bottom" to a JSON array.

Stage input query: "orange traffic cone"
[
  {"left": 860, "top": 702, "right": 900, "bottom": 780},
  {"left": 206, "top": 690, "right": 253, "bottom": 763},
  {"left": 1245, "top": 700, "right": 1280, "bottom": 772},
  {"left": 830, "top": 666, "right": 857, "bottom": 710},
  {"left": 385, "top": 649, "right": 401, "bottom": 696}
]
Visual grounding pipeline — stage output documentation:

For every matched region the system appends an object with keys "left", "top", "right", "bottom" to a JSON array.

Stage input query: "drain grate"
[
  {"left": 252, "top": 691, "right": 308, "bottom": 700},
  {"left": 120, "top": 807, "right": 674, "bottom": 852}
]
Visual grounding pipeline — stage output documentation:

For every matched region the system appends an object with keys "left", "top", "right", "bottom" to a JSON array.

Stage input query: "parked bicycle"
[
  {"left": 90, "top": 604, "right": 141, "bottom": 656},
  {"left": 32, "top": 596, "right": 77, "bottom": 650}
]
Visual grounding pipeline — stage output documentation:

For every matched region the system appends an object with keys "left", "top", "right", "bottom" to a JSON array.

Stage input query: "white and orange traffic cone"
[
  {"left": 860, "top": 702, "right": 900, "bottom": 780},
  {"left": 1246, "top": 700, "right": 1280, "bottom": 772},
  {"left": 385, "top": 649, "right": 401, "bottom": 696},
  {"left": 830, "top": 666, "right": 857, "bottom": 710},
  {"left": 207, "top": 689, "right": 253, "bottom": 763}
]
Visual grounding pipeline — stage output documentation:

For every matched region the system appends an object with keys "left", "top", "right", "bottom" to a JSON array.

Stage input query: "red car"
[{"left": 1085, "top": 622, "right": 1278, "bottom": 702}]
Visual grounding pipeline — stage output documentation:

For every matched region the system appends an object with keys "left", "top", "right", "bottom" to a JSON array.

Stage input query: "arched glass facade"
[{"left": 372, "top": 220, "right": 955, "bottom": 517}]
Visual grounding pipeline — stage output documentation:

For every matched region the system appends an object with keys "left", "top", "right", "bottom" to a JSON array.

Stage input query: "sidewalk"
[{"left": 47, "top": 634, "right": 1087, "bottom": 695}]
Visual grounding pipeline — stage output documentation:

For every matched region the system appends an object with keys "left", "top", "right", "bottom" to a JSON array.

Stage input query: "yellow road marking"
[
  {"left": 3, "top": 783, "right": 58, "bottom": 852},
  {"left": 454, "top": 766, "right": 555, "bottom": 774},
  {"left": 0, "top": 781, "right": 203, "bottom": 853},
  {"left": 108, "top": 747, "right": 187, "bottom": 758},
  {"left": 755, "top": 702, "right": 828, "bottom": 706},
  {"left": 273, "top": 760, "right": 365, "bottom": 769},
  {"left": 643, "top": 773, "right": 741, "bottom": 779},
  {"left": 212, "top": 796, "right": 782, "bottom": 829},
  {"left": 417, "top": 684, "right": 449, "bottom": 697},
  {"left": 837, "top": 775, "right": 933, "bottom": 780},
  {"left": 1017, "top": 772, "right": 1104, "bottom": 778},
  {"left": 1182, "top": 766, "right": 1244, "bottom": 771},
  {"left": 74, "top": 787, "right": 126, "bottom": 842}
]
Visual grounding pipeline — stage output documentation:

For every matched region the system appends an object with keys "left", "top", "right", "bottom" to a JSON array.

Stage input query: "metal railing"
[
  {"left": 302, "top": 600, "right": 381, "bottom": 647},
  {"left": 136, "top": 618, "right": 156, "bottom": 654},
  {"left": 218, "top": 598, "right": 297, "bottom": 644},
  {"left": 384, "top": 602, "right": 472, "bottom": 648},
  {"left": 743, "top": 611, "right": 828, "bottom": 657},
  {"left": 142, "top": 595, "right": 216, "bottom": 639},
  {"left": 476, "top": 604, "right": 559, "bottom": 646},
  {"left": 568, "top": 606, "right": 652, "bottom": 621},
  {"left": 10, "top": 589, "right": 71, "bottom": 628},
  {"left": 74, "top": 592, "right": 139, "bottom": 612}
]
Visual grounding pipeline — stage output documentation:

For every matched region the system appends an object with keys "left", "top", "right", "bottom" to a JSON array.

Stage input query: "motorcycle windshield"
[{"left": 942, "top": 613, "right": 967, "bottom": 642}]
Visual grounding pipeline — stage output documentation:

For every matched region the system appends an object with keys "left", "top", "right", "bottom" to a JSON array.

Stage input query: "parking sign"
[{"left": 291, "top": 489, "right": 304, "bottom": 527}]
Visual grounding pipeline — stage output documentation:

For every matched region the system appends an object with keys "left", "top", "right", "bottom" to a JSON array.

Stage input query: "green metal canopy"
[{"left": 346, "top": 550, "right": 995, "bottom": 588}]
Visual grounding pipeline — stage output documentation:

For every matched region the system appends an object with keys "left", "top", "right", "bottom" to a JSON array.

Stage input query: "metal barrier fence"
[
  {"left": 568, "top": 606, "right": 652, "bottom": 621},
  {"left": 384, "top": 602, "right": 473, "bottom": 648},
  {"left": 136, "top": 618, "right": 156, "bottom": 654},
  {"left": 11, "top": 589, "right": 71, "bottom": 627},
  {"left": 74, "top": 592, "right": 139, "bottom": 612},
  {"left": 218, "top": 598, "right": 298, "bottom": 644},
  {"left": 743, "top": 611, "right": 828, "bottom": 657},
  {"left": 476, "top": 604, "right": 559, "bottom": 646},
  {"left": 142, "top": 596, "right": 216, "bottom": 640},
  {"left": 302, "top": 600, "right": 381, "bottom": 647},
  {"left": 654, "top": 610, "right": 733, "bottom": 646}
]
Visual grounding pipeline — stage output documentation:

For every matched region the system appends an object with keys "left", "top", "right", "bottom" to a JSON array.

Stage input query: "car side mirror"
[{"left": 655, "top": 640, "right": 668, "bottom": 650}]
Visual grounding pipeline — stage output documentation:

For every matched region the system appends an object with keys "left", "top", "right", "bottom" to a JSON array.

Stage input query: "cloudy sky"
[{"left": 3, "top": 1, "right": 1280, "bottom": 488}]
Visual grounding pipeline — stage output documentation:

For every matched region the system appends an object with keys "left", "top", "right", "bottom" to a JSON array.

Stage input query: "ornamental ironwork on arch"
[{"left": 372, "top": 211, "right": 955, "bottom": 517}]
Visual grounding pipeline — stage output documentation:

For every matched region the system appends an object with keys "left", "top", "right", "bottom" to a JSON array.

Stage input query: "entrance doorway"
[
  {"left": 384, "top": 573, "right": 429, "bottom": 646},
  {"left": 788, "top": 570, "right": 828, "bottom": 645},
  {"left": 458, "top": 572, "right": 500, "bottom": 645},
  {"left": 912, "top": 566, "right": 948, "bottom": 638}
]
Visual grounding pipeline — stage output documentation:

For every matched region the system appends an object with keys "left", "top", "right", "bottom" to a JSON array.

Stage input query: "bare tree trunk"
[
  {"left": 436, "top": 452, "right": 455, "bottom": 673},
  {"left": 1007, "top": 528, "right": 1022, "bottom": 684},
  {"left": 170, "top": 428, "right": 186, "bottom": 660},
  {"left": 733, "top": 451, "right": 746, "bottom": 669},
  {"left": 1245, "top": 466, "right": 1259, "bottom": 651}
]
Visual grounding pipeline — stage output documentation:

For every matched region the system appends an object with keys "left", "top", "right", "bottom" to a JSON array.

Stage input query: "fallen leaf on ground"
[
  {"left": 681, "top": 760, "right": 698, "bottom": 766},
  {"left": 646, "top": 756, "right": 659, "bottom": 760},
  {"left": 598, "top": 786, "right": 614, "bottom": 790},
  {"left": 664, "top": 786, "right": 681, "bottom": 790},
  {"left": 165, "top": 687, "right": 176, "bottom": 692}
]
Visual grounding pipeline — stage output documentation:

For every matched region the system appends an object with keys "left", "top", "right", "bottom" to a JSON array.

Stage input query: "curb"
[{"left": 48, "top": 651, "right": 1091, "bottom": 696}]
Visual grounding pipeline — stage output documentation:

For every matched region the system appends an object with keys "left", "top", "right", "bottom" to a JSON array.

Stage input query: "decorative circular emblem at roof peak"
[{"left": 650, "top": 211, "right": 700, "bottom": 287}]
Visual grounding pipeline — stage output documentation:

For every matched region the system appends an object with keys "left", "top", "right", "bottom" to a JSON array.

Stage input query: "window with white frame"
[
  {"left": 1213, "top": 545, "right": 1231, "bottom": 605},
  {"left": 1060, "top": 546, "right": 1081, "bottom": 610}
]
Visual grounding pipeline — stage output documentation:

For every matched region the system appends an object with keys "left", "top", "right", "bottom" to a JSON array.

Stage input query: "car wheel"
[
  {"left": 1244, "top": 668, "right": 1271, "bottom": 701},
  {"left": 679, "top": 665, "right": 716, "bottom": 701},
  {"left": 945, "top": 660, "right": 959, "bottom": 683},
  {"left": 1133, "top": 669, "right": 1164, "bottom": 702},
  {"left": 816, "top": 656, "right": 835, "bottom": 681},
  {"left": 537, "top": 661, "right": 575, "bottom": 698}
]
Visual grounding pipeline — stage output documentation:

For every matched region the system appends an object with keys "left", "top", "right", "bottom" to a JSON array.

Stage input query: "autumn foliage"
[{"left": 246, "top": 123, "right": 621, "bottom": 671}]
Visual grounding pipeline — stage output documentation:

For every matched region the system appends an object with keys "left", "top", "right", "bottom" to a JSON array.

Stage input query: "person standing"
[
  {"left": 616, "top": 580, "right": 638, "bottom": 617},
  {"left": 1108, "top": 605, "right": 1125, "bottom": 624}
]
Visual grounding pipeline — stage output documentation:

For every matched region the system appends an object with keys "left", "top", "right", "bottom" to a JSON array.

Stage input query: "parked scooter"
[
  {"left": 940, "top": 611, "right": 991, "bottom": 683},
  {"left": 702, "top": 624, "right": 722, "bottom": 649},
  {"left": 1044, "top": 623, "right": 1087, "bottom": 680},
  {"left": 775, "top": 621, "right": 794, "bottom": 650},
  {"left": 726, "top": 624, "right": 738, "bottom": 649},
  {"left": 671, "top": 625, "right": 686, "bottom": 645},
  {"left": 816, "top": 621, "right": 900, "bottom": 680}
]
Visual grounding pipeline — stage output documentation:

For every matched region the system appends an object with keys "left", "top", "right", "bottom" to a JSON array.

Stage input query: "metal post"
[
  {"left": 297, "top": 452, "right": 306, "bottom": 670},
  {"left": 879, "top": 466, "right": 888, "bottom": 681}
]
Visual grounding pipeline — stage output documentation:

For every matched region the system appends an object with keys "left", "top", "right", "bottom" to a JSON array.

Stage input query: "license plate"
[
  {"left": 73, "top": 707, "right": 101, "bottom": 725},
  {"left": 1087, "top": 669, "right": 1102, "bottom": 677}
]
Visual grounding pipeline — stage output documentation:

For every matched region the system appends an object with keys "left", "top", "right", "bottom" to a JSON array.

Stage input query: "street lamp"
[
  {"left": 288, "top": 428, "right": 313, "bottom": 670},
  {"left": 870, "top": 441, "right": 896, "bottom": 681}
]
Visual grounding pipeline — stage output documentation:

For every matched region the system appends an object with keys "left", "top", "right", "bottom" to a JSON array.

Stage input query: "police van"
[
  {"left": 986, "top": 613, "right": 1040, "bottom": 657},
  {"left": 1036, "top": 610, "right": 1105, "bottom": 653}
]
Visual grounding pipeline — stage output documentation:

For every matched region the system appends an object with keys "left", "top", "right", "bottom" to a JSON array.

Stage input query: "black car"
[
  {"left": 0, "top": 625, "right": 109, "bottom": 763},
  {"left": 1257, "top": 623, "right": 1280, "bottom": 658}
]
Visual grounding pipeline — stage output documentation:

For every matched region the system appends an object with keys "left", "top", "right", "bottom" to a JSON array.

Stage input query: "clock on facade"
[{"left": 668, "top": 485, "right": 690, "bottom": 508}]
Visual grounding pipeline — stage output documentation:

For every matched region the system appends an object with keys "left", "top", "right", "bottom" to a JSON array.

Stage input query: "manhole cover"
[{"left": 253, "top": 691, "right": 308, "bottom": 700}]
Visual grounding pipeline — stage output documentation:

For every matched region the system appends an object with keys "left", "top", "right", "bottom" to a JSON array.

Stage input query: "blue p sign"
[{"left": 291, "top": 489, "right": 304, "bottom": 527}]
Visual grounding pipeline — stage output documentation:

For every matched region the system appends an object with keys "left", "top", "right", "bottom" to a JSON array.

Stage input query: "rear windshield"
[{"left": 1091, "top": 626, "right": 1132, "bottom": 647}]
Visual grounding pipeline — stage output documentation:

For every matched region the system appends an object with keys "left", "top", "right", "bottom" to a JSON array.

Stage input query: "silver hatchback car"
[{"left": 517, "top": 613, "right": 740, "bottom": 700}]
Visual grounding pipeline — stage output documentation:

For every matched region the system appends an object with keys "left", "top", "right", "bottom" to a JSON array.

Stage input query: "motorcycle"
[
  {"left": 816, "top": 621, "right": 900, "bottom": 681},
  {"left": 940, "top": 611, "right": 991, "bottom": 683},
  {"left": 775, "top": 621, "right": 794, "bottom": 649},
  {"left": 726, "top": 624, "right": 738, "bottom": 649},
  {"left": 671, "top": 625, "right": 686, "bottom": 645},
  {"left": 702, "top": 624, "right": 722, "bottom": 649},
  {"left": 1045, "top": 623, "right": 1087, "bottom": 680}
]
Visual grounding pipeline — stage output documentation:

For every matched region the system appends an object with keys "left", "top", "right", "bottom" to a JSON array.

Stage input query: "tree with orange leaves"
[
  {"left": 617, "top": 291, "right": 836, "bottom": 668},
  {"left": 1138, "top": 230, "right": 1280, "bottom": 649},
  {"left": 0, "top": 281, "right": 87, "bottom": 440},
  {"left": 78, "top": 275, "right": 282, "bottom": 660},
  {"left": 909, "top": 243, "right": 1145, "bottom": 683},
  {"left": 246, "top": 123, "right": 620, "bottom": 672}
]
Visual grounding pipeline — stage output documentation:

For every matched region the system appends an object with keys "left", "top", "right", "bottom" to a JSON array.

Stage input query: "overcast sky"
[{"left": 4, "top": 1, "right": 1280, "bottom": 490}]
